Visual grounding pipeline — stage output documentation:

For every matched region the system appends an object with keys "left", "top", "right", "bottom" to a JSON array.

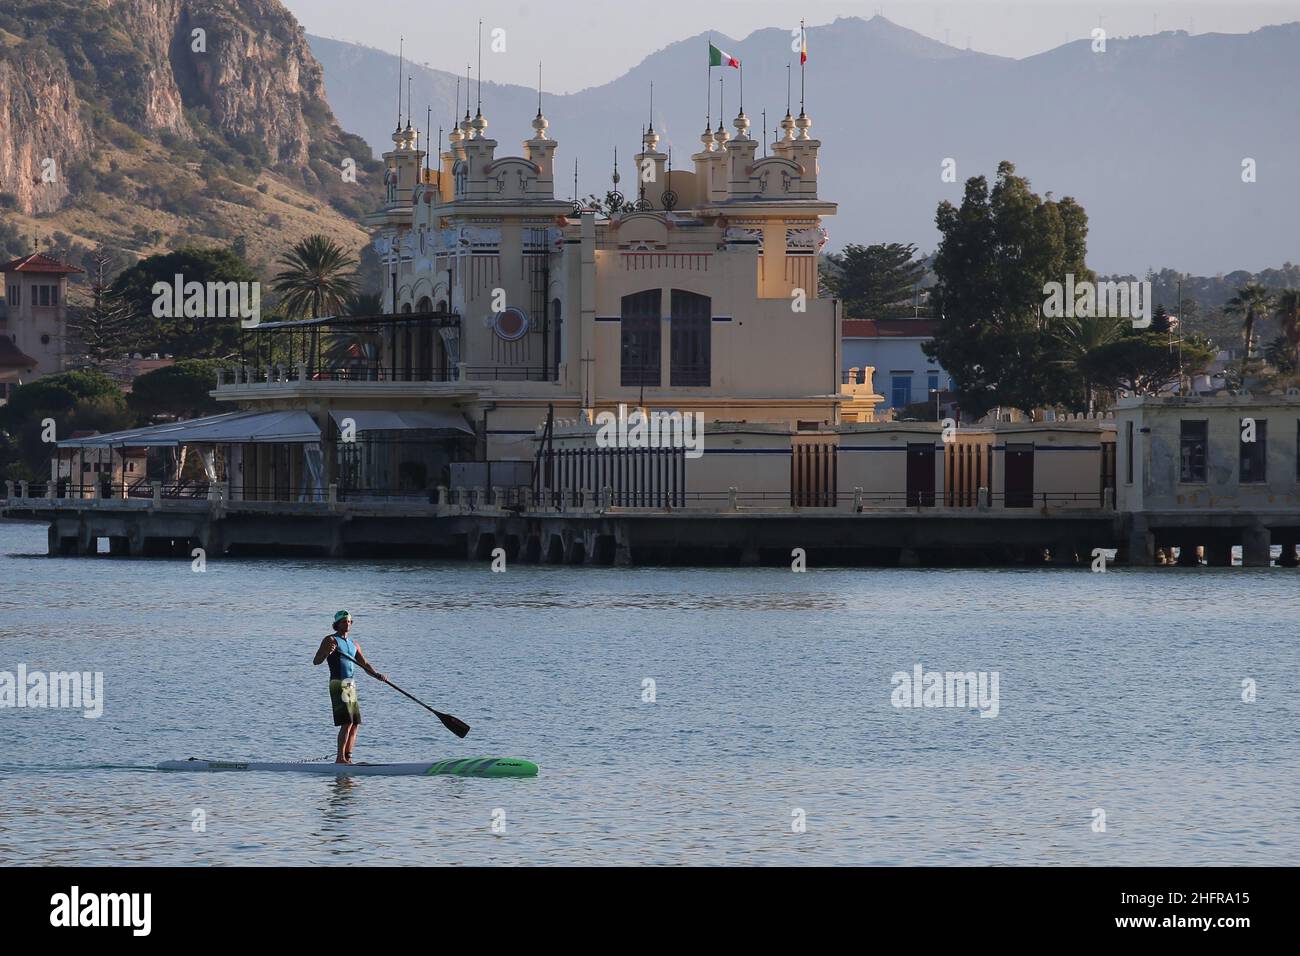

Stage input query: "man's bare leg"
[
  {"left": 335, "top": 725, "right": 349, "bottom": 763},
  {"left": 344, "top": 724, "right": 359, "bottom": 763}
]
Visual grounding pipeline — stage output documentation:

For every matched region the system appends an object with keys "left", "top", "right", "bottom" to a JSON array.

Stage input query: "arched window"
[
  {"left": 435, "top": 300, "right": 450, "bottom": 379},
  {"left": 620, "top": 290, "right": 661, "bottom": 387},
  {"left": 415, "top": 298, "right": 434, "bottom": 379},
  {"left": 670, "top": 290, "right": 711, "bottom": 387}
]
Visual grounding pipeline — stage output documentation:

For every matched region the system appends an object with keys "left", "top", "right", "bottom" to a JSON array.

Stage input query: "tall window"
[
  {"left": 620, "top": 290, "right": 661, "bottom": 387},
  {"left": 1125, "top": 421, "right": 1134, "bottom": 484},
  {"left": 37, "top": 285, "right": 50, "bottom": 307},
  {"left": 927, "top": 373, "right": 939, "bottom": 394},
  {"left": 1239, "top": 418, "right": 1267, "bottom": 483},
  {"left": 891, "top": 375, "right": 912, "bottom": 409},
  {"left": 1180, "top": 420, "right": 1207, "bottom": 482},
  {"left": 551, "top": 298, "right": 562, "bottom": 377},
  {"left": 670, "top": 290, "right": 711, "bottom": 386}
]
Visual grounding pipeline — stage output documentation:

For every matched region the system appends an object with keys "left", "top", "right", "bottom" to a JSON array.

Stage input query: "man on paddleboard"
[{"left": 313, "top": 610, "right": 386, "bottom": 764}]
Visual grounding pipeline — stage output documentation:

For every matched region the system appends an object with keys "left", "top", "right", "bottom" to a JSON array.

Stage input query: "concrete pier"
[{"left": 4, "top": 495, "right": 1300, "bottom": 568}]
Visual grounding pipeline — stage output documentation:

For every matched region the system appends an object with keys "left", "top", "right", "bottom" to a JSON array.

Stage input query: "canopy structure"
[
  {"left": 328, "top": 409, "right": 475, "bottom": 435},
  {"left": 57, "top": 410, "right": 322, "bottom": 448}
]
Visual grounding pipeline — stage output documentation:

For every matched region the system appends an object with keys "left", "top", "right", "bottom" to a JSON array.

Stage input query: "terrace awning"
[
  {"left": 328, "top": 409, "right": 475, "bottom": 435},
  {"left": 57, "top": 410, "right": 322, "bottom": 448}
]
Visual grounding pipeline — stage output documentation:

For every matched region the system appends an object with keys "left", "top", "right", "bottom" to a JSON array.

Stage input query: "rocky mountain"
[
  {"left": 310, "top": 16, "right": 1300, "bottom": 275},
  {"left": 0, "top": 0, "right": 382, "bottom": 279}
]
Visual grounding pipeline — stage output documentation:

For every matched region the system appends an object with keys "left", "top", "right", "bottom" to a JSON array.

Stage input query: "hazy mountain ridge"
[{"left": 310, "top": 15, "right": 1300, "bottom": 275}]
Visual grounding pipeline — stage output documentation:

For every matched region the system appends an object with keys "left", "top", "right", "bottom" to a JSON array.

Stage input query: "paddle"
[{"left": 333, "top": 647, "right": 470, "bottom": 738}]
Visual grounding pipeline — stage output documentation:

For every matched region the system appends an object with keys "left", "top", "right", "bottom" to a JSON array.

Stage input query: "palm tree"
[
  {"left": 1272, "top": 288, "right": 1300, "bottom": 369},
  {"left": 272, "top": 235, "right": 360, "bottom": 371},
  {"left": 321, "top": 292, "right": 384, "bottom": 380},
  {"left": 1052, "top": 312, "right": 1125, "bottom": 412},
  {"left": 1263, "top": 335, "right": 1296, "bottom": 373},
  {"left": 1224, "top": 283, "right": 1273, "bottom": 372}
]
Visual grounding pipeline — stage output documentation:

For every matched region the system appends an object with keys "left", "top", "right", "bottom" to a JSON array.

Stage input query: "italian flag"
[
  {"left": 800, "top": 29, "right": 808, "bottom": 64},
  {"left": 708, "top": 42, "right": 740, "bottom": 68}
]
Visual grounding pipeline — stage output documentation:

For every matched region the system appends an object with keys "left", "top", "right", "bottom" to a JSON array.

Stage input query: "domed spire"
[
  {"left": 713, "top": 118, "right": 730, "bottom": 147},
  {"left": 699, "top": 122, "right": 716, "bottom": 153},
  {"left": 780, "top": 110, "right": 796, "bottom": 141},
  {"left": 531, "top": 61, "right": 550, "bottom": 140},
  {"left": 732, "top": 109, "right": 750, "bottom": 140},
  {"left": 471, "top": 107, "right": 487, "bottom": 138},
  {"left": 795, "top": 109, "right": 812, "bottom": 140}
]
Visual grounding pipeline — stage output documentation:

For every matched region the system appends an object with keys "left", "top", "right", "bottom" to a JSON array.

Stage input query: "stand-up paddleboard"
[{"left": 157, "top": 757, "right": 538, "bottom": 777}]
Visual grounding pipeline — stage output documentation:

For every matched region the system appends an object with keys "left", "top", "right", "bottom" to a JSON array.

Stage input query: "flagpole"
[
  {"left": 800, "top": 20, "right": 806, "bottom": 113},
  {"left": 706, "top": 35, "right": 713, "bottom": 130}
]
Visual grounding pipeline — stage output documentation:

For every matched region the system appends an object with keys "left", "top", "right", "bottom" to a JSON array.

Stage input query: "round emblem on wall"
[{"left": 492, "top": 307, "right": 530, "bottom": 342}]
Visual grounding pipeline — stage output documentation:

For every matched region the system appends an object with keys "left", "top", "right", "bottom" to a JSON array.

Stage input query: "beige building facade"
[{"left": 208, "top": 94, "right": 861, "bottom": 497}]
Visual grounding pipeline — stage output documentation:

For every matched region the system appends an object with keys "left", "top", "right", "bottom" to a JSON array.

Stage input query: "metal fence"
[{"left": 2, "top": 480, "right": 1113, "bottom": 512}]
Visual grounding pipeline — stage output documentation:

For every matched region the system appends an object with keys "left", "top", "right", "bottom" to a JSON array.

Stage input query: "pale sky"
[{"left": 284, "top": 0, "right": 1300, "bottom": 93}]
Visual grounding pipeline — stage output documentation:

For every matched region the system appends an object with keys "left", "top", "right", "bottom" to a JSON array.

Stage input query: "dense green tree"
[
  {"left": 1081, "top": 331, "right": 1215, "bottom": 397},
  {"left": 126, "top": 359, "right": 224, "bottom": 421},
  {"left": 821, "top": 243, "right": 929, "bottom": 320},
  {"left": 110, "top": 246, "right": 257, "bottom": 358},
  {"left": 924, "top": 161, "right": 1093, "bottom": 418},
  {"left": 0, "top": 370, "right": 128, "bottom": 482}
]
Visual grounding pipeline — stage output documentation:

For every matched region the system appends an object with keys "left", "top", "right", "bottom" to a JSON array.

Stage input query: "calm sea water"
[{"left": 0, "top": 520, "right": 1296, "bottom": 866}]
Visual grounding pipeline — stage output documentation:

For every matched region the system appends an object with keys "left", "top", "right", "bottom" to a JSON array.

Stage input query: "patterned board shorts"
[{"left": 329, "top": 679, "right": 361, "bottom": 726}]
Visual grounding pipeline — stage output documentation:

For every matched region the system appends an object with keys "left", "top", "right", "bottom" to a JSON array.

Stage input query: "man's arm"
[
  {"left": 313, "top": 635, "right": 336, "bottom": 666},
  {"left": 352, "top": 644, "right": 386, "bottom": 682}
]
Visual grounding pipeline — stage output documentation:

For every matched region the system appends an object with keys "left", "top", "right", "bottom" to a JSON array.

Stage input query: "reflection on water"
[{"left": 0, "top": 522, "right": 1297, "bottom": 865}]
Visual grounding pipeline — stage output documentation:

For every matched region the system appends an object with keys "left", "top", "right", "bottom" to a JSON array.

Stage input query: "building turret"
[
  {"left": 725, "top": 110, "right": 758, "bottom": 198},
  {"left": 381, "top": 119, "right": 424, "bottom": 206},
  {"left": 524, "top": 108, "right": 558, "bottom": 189},
  {"left": 785, "top": 110, "right": 821, "bottom": 197},
  {"left": 634, "top": 124, "right": 668, "bottom": 208}
]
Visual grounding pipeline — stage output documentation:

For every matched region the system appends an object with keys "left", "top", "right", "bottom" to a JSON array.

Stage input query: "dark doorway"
[
  {"left": 906, "top": 443, "right": 936, "bottom": 507},
  {"left": 1004, "top": 443, "right": 1034, "bottom": 508}
]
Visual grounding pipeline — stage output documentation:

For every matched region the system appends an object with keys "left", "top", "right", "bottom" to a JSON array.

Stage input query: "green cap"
[{"left": 334, "top": 610, "right": 352, "bottom": 624}]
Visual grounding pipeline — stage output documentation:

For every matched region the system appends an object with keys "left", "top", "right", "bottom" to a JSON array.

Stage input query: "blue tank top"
[{"left": 327, "top": 636, "right": 357, "bottom": 680}]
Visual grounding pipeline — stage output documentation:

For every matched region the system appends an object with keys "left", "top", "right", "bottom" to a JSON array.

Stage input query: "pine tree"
[
  {"left": 821, "top": 243, "right": 928, "bottom": 320},
  {"left": 68, "top": 249, "right": 134, "bottom": 366}
]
